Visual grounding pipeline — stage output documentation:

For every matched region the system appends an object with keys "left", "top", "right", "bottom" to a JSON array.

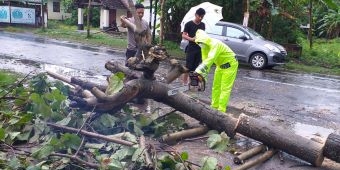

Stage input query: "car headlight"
[{"left": 264, "top": 44, "right": 281, "bottom": 53}]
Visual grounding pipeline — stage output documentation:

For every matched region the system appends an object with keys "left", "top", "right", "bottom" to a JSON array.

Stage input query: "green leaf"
[
  {"left": 107, "top": 159, "right": 124, "bottom": 170},
  {"left": 16, "top": 130, "right": 31, "bottom": 141},
  {"left": 207, "top": 134, "right": 221, "bottom": 148},
  {"left": 105, "top": 73, "right": 125, "bottom": 95},
  {"left": 30, "top": 93, "right": 52, "bottom": 118},
  {"left": 207, "top": 133, "right": 230, "bottom": 153},
  {"left": 131, "top": 147, "right": 144, "bottom": 162},
  {"left": 224, "top": 165, "right": 231, "bottom": 170},
  {"left": 180, "top": 151, "right": 189, "bottom": 161},
  {"left": 26, "top": 165, "right": 42, "bottom": 170},
  {"left": 0, "top": 128, "right": 5, "bottom": 141},
  {"left": 136, "top": 114, "right": 153, "bottom": 127},
  {"left": 32, "top": 145, "right": 54, "bottom": 159},
  {"left": 56, "top": 117, "right": 71, "bottom": 126},
  {"left": 200, "top": 156, "right": 218, "bottom": 170},
  {"left": 8, "top": 157, "right": 21, "bottom": 169},
  {"left": 110, "top": 147, "right": 135, "bottom": 161},
  {"left": 159, "top": 155, "right": 176, "bottom": 170},
  {"left": 99, "top": 114, "right": 117, "bottom": 128},
  {"left": 59, "top": 133, "right": 81, "bottom": 150},
  {"left": 9, "top": 132, "right": 21, "bottom": 140},
  {"left": 121, "top": 133, "right": 137, "bottom": 143}
]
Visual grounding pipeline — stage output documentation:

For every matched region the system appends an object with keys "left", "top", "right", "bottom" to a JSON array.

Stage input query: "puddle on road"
[
  {"left": 0, "top": 55, "right": 108, "bottom": 84},
  {"left": 292, "top": 122, "right": 334, "bottom": 141}
]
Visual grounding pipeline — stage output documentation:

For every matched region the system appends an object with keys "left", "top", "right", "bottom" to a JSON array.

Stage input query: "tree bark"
[
  {"left": 324, "top": 132, "right": 340, "bottom": 163},
  {"left": 235, "top": 114, "right": 324, "bottom": 166},
  {"left": 161, "top": 126, "right": 209, "bottom": 144}
]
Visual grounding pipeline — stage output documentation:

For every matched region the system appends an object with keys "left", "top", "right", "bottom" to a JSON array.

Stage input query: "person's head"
[
  {"left": 135, "top": 3, "right": 145, "bottom": 19},
  {"left": 195, "top": 29, "right": 210, "bottom": 47},
  {"left": 194, "top": 8, "right": 205, "bottom": 23}
]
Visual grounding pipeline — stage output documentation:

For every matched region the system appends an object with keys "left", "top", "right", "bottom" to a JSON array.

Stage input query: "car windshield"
[{"left": 245, "top": 27, "right": 264, "bottom": 39}]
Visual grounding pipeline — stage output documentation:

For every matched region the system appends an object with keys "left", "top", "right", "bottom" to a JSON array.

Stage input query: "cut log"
[
  {"left": 324, "top": 132, "right": 340, "bottom": 163},
  {"left": 235, "top": 114, "right": 324, "bottom": 166},
  {"left": 233, "top": 144, "right": 267, "bottom": 164},
  {"left": 161, "top": 126, "right": 209, "bottom": 144},
  {"left": 233, "top": 149, "right": 277, "bottom": 170}
]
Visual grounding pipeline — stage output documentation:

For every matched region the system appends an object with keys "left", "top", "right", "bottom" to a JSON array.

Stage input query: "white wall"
[{"left": 47, "top": 0, "right": 71, "bottom": 20}]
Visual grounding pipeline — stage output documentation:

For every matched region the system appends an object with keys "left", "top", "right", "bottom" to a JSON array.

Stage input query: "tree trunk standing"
[
  {"left": 86, "top": 0, "right": 91, "bottom": 38},
  {"left": 235, "top": 114, "right": 324, "bottom": 166},
  {"left": 308, "top": 0, "right": 313, "bottom": 49},
  {"left": 324, "top": 132, "right": 340, "bottom": 163},
  {"left": 159, "top": 0, "right": 165, "bottom": 46},
  {"left": 152, "top": 0, "right": 159, "bottom": 43},
  {"left": 242, "top": 0, "right": 249, "bottom": 27}
]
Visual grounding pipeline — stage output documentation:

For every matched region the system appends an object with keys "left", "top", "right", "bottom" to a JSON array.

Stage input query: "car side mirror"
[{"left": 239, "top": 35, "right": 248, "bottom": 40}]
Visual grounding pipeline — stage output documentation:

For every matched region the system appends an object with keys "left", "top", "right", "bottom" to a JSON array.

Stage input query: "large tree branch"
[{"left": 47, "top": 122, "right": 136, "bottom": 146}]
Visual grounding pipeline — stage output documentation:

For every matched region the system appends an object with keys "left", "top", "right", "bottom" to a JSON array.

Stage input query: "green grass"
[
  {"left": 284, "top": 59, "right": 340, "bottom": 75},
  {"left": 0, "top": 71, "right": 19, "bottom": 93}
]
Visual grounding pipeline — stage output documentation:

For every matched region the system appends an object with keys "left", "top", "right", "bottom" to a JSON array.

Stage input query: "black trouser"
[{"left": 125, "top": 49, "right": 137, "bottom": 61}]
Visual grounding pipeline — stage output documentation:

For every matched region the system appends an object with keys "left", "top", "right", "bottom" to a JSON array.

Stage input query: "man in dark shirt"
[{"left": 181, "top": 8, "right": 206, "bottom": 85}]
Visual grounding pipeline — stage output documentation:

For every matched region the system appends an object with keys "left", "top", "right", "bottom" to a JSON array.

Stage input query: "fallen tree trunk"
[
  {"left": 324, "top": 132, "right": 340, "bottom": 163},
  {"left": 235, "top": 114, "right": 324, "bottom": 166}
]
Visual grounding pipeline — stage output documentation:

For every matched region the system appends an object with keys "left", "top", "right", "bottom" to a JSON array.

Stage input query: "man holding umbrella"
[{"left": 181, "top": 8, "right": 206, "bottom": 85}]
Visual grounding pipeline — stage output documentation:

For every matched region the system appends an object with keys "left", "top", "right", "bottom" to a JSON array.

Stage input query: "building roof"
[{"left": 74, "top": 0, "right": 129, "bottom": 10}]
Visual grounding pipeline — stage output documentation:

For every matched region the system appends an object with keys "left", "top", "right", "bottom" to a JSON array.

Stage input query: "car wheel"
[{"left": 250, "top": 53, "right": 267, "bottom": 69}]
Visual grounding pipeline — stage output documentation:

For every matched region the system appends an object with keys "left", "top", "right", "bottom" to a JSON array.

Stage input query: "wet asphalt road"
[{"left": 1, "top": 31, "right": 339, "bottom": 137}]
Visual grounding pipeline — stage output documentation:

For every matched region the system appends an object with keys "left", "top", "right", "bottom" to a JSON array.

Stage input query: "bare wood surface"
[
  {"left": 324, "top": 132, "right": 340, "bottom": 163},
  {"left": 105, "top": 61, "right": 142, "bottom": 79},
  {"left": 47, "top": 122, "right": 135, "bottom": 146},
  {"left": 71, "top": 77, "right": 107, "bottom": 92},
  {"left": 235, "top": 113, "right": 324, "bottom": 166},
  {"left": 161, "top": 126, "right": 209, "bottom": 144},
  {"left": 233, "top": 149, "right": 278, "bottom": 170},
  {"left": 233, "top": 144, "right": 267, "bottom": 165}
]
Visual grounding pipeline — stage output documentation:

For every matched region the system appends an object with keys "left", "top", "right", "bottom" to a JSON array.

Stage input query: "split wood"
[
  {"left": 233, "top": 148, "right": 277, "bottom": 170},
  {"left": 233, "top": 144, "right": 267, "bottom": 164}
]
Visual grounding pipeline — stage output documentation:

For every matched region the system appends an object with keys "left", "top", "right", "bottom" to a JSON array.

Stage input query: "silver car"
[{"left": 180, "top": 21, "right": 287, "bottom": 69}]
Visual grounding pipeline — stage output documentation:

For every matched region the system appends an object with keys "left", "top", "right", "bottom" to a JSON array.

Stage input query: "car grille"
[
  {"left": 273, "top": 55, "right": 285, "bottom": 62},
  {"left": 280, "top": 50, "right": 287, "bottom": 56}
]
